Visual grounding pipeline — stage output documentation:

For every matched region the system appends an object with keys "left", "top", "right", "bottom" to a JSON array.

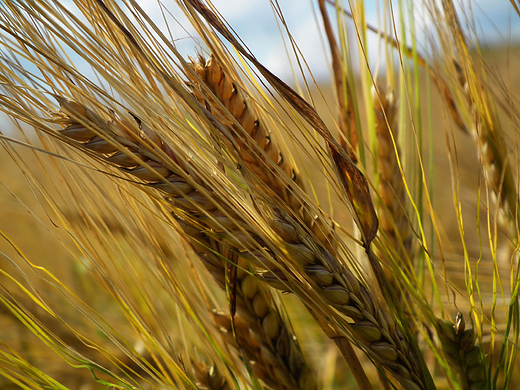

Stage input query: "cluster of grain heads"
[
  {"left": 47, "top": 0, "right": 434, "bottom": 379},
  {"left": 54, "top": 98, "right": 316, "bottom": 390},
  {"left": 185, "top": 53, "right": 433, "bottom": 387},
  {"left": 437, "top": 313, "right": 486, "bottom": 390},
  {"left": 55, "top": 92, "right": 431, "bottom": 389},
  {"left": 190, "top": 53, "right": 433, "bottom": 389}
]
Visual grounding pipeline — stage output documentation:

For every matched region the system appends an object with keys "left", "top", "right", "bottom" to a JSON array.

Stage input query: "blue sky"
[
  {"left": 0, "top": 1, "right": 518, "bottom": 135},
  {"left": 136, "top": 0, "right": 520, "bottom": 81},
  {"left": 5, "top": 0, "right": 520, "bottom": 87}
]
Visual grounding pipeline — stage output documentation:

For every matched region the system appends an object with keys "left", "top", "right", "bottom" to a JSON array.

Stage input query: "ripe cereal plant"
[{"left": 0, "top": 0, "right": 518, "bottom": 389}]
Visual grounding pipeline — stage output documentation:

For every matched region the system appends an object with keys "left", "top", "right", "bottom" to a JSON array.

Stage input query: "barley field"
[{"left": 0, "top": 1, "right": 519, "bottom": 389}]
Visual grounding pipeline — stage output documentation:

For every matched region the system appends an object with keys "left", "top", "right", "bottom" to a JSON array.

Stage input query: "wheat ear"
[
  {"left": 189, "top": 55, "right": 335, "bottom": 253},
  {"left": 181, "top": 225, "right": 316, "bottom": 390},
  {"left": 263, "top": 212, "right": 428, "bottom": 390},
  {"left": 56, "top": 99, "right": 316, "bottom": 390},
  {"left": 192, "top": 360, "right": 231, "bottom": 390},
  {"left": 374, "top": 88, "right": 414, "bottom": 287},
  {"left": 183, "top": 18, "right": 430, "bottom": 389},
  {"left": 437, "top": 313, "right": 486, "bottom": 390},
  {"left": 213, "top": 311, "right": 316, "bottom": 390},
  {"left": 439, "top": 0, "right": 518, "bottom": 236}
]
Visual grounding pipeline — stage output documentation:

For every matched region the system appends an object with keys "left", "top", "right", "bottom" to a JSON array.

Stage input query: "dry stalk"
[
  {"left": 374, "top": 89, "right": 413, "bottom": 286},
  {"left": 318, "top": 0, "right": 359, "bottom": 162},
  {"left": 55, "top": 99, "right": 316, "bottom": 390},
  {"left": 188, "top": 55, "right": 335, "bottom": 254},
  {"left": 437, "top": 313, "right": 486, "bottom": 390}
]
